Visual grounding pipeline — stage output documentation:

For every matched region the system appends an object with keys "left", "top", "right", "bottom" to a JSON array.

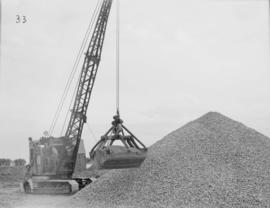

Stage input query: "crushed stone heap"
[{"left": 69, "top": 112, "right": 270, "bottom": 208}]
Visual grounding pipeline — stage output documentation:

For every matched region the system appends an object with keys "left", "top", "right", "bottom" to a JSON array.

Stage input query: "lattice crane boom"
[{"left": 64, "top": 0, "right": 113, "bottom": 169}]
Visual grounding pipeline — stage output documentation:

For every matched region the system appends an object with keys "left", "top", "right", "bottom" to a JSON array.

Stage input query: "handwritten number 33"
[{"left": 16, "top": 15, "right": 27, "bottom": 23}]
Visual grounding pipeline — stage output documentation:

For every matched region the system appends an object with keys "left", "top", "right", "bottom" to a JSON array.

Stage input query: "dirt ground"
[
  {"left": 14, "top": 194, "right": 68, "bottom": 208},
  {"left": 0, "top": 167, "right": 69, "bottom": 208},
  {"left": 0, "top": 166, "right": 107, "bottom": 208},
  {"left": 0, "top": 184, "right": 68, "bottom": 208}
]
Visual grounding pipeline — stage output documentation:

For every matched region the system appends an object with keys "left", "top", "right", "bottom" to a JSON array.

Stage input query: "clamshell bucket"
[
  {"left": 90, "top": 115, "right": 147, "bottom": 169},
  {"left": 93, "top": 146, "right": 147, "bottom": 169}
]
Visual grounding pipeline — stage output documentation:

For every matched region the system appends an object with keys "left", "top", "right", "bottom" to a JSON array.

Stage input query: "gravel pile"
[{"left": 68, "top": 112, "right": 270, "bottom": 208}]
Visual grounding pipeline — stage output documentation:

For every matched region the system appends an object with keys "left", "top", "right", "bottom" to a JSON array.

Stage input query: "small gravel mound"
[{"left": 69, "top": 112, "right": 270, "bottom": 208}]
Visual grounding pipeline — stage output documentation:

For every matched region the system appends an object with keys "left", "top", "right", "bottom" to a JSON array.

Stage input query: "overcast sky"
[{"left": 0, "top": 0, "right": 269, "bottom": 160}]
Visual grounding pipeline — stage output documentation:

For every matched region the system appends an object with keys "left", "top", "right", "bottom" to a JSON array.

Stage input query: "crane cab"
[{"left": 22, "top": 137, "right": 90, "bottom": 194}]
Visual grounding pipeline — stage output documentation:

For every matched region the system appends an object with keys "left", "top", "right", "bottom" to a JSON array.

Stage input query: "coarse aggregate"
[{"left": 67, "top": 112, "right": 270, "bottom": 208}]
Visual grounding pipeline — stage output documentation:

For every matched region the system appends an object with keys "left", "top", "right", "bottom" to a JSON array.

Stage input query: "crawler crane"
[{"left": 22, "top": 0, "right": 147, "bottom": 194}]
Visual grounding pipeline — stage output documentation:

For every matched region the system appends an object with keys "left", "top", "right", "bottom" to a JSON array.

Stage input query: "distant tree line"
[{"left": 0, "top": 158, "right": 26, "bottom": 167}]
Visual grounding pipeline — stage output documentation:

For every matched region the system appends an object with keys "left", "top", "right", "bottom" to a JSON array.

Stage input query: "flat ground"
[{"left": 0, "top": 167, "right": 68, "bottom": 208}]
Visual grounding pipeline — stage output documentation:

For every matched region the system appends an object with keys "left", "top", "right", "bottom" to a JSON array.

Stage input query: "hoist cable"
[
  {"left": 116, "top": 0, "right": 120, "bottom": 116},
  {"left": 60, "top": 0, "right": 102, "bottom": 136},
  {"left": 48, "top": 0, "right": 102, "bottom": 136},
  {"left": 60, "top": 78, "right": 80, "bottom": 136}
]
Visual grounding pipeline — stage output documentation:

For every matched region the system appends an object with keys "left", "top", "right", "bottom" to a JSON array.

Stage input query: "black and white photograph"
[{"left": 0, "top": 0, "right": 269, "bottom": 207}]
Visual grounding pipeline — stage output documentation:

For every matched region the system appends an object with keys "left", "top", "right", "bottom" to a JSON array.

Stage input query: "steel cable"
[
  {"left": 49, "top": 0, "right": 102, "bottom": 136},
  {"left": 59, "top": 0, "right": 103, "bottom": 136},
  {"left": 116, "top": 0, "right": 120, "bottom": 115}
]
